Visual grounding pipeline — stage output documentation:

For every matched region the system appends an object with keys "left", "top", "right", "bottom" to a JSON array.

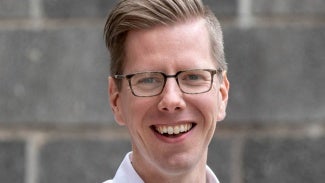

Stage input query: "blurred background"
[{"left": 1, "top": 0, "right": 325, "bottom": 183}]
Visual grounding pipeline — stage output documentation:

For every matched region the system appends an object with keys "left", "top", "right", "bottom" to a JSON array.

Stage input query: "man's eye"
[
  {"left": 136, "top": 76, "right": 163, "bottom": 85},
  {"left": 138, "top": 77, "right": 156, "bottom": 84},
  {"left": 183, "top": 74, "right": 203, "bottom": 81},
  {"left": 188, "top": 75, "right": 200, "bottom": 80}
]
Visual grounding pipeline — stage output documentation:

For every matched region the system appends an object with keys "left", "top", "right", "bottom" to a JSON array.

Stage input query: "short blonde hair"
[{"left": 104, "top": 0, "right": 227, "bottom": 86}]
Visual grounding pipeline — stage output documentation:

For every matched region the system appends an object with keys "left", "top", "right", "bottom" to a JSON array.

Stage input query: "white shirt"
[{"left": 103, "top": 152, "right": 220, "bottom": 183}]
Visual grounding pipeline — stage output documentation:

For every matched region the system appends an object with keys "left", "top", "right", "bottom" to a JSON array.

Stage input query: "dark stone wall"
[{"left": 1, "top": 0, "right": 324, "bottom": 182}]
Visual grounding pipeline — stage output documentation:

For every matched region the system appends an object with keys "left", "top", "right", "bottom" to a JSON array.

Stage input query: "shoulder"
[{"left": 102, "top": 180, "right": 112, "bottom": 183}]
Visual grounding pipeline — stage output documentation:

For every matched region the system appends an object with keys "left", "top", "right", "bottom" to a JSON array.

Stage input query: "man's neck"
[{"left": 131, "top": 151, "right": 208, "bottom": 183}]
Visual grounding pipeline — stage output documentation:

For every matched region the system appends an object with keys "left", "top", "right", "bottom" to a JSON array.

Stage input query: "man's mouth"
[{"left": 151, "top": 123, "right": 195, "bottom": 136}]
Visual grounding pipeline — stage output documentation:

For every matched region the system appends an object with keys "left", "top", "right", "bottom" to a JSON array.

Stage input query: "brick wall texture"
[{"left": 1, "top": 0, "right": 325, "bottom": 183}]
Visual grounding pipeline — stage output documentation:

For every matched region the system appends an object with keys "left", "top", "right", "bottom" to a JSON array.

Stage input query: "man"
[{"left": 103, "top": 0, "right": 229, "bottom": 182}]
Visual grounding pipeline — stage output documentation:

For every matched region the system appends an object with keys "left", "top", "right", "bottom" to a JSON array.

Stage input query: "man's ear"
[
  {"left": 108, "top": 77, "right": 126, "bottom": 126},
  {"left": 217, "top": 72, "right": 230, "bottom": 121}
]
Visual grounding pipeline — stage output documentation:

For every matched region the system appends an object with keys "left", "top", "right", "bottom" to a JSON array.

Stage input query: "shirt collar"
[{"left": 109, "top": 152, "right": 220, "bottom": 183}]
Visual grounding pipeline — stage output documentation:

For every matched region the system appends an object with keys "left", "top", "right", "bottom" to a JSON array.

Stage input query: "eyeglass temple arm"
[{"left": 114, "top": 75, "right": 126, "bottom": 79}]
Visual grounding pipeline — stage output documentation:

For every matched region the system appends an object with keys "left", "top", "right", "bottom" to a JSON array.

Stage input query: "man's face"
[{"left": 109, "top": 18, "right": 229, "bottom": 175}]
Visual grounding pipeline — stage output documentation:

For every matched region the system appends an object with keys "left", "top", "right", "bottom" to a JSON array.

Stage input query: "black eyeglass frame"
[{"left": 114, "top": 68, "right": 223, "bottom": 97}]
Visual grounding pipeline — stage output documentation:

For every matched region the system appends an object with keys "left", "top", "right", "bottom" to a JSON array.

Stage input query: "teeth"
[
  {"left": 155, "top": 123, "right": 193, "bottom": 135},
  {"left": 167, "top": 126, "right": 173, "bottom": 135}
]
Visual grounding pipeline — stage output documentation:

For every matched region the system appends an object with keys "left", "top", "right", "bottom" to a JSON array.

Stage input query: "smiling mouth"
[{"left": 151, "top": 123, "right": 195, "bottom": 137}]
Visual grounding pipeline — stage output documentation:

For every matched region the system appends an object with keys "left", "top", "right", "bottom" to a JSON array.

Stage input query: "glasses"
[{"left": 114, "top": 68, "right": 223, "bottom": 97}]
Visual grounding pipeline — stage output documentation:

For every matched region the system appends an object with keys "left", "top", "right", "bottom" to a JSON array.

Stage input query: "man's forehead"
[{"left": 122, "top": 17, "right": 213, "bottom": 73}]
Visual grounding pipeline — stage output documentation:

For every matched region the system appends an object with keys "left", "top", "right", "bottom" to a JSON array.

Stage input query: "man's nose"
[{"left": 157, "top": 78, "right": 186, "bottom": 112}]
